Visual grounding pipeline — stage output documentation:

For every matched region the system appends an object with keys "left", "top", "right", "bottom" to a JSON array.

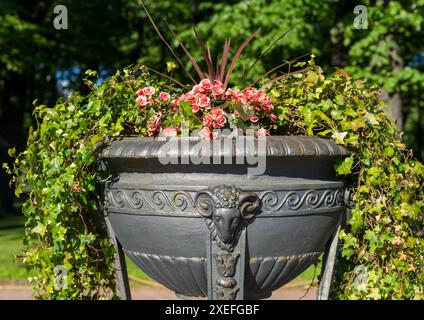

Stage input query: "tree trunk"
[
  {"left": 379, "top": 90, "right": 403, "bottom": 132},
  {"left": 380, "top": 34, "right": 404, "bottom": 132}
]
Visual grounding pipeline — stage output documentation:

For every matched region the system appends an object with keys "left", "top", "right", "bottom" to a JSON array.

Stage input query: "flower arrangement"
[
  {"left": 130, "top": 2, "right": 304, "bottom": 141},
  {"left": 135, "top": 79, "right": 274, "bottom": 139}
]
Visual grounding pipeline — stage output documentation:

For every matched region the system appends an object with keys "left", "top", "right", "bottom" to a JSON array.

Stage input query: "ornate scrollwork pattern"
[
  {"left": 106, "top": 189, "right": 196, "bottom": 213},
  {"left": 260, "top": 188, "right": 345, "bottom": 213},
  {"left": 105, "top": 186, "right": 346, "bottom": 216}
]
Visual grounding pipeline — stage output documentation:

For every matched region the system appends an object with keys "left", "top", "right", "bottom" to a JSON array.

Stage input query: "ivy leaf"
[
  {"left": 8, "top": 147, "right": 16, "bottom": 157},
  {"left": 32, "top": 222, "right": 47, "bottom": 237},
  {"left": 181, "top": 101, "right": 193, "bottom": 117},
  {"left": 365, "top": 112, "right": 379, "bottom": 125},
  {"left": 350, "top": 118, "right": 365, "bottom": 131},
  {"left": 331, "top": 131, "right": 348, "bottom": 145},
  {"left": 334, "top": 94, "right": 344, "bottom": 105},
  {"left": 115, "top": 118, "right": 124, "bottom": 132},
  {"left": 317, "top": 129, "right": 332, "bottom": 137},
  {"left": 368, "top": 288, "right": 382, "bottom": 300},
  {"left": 237, "top": 119, "right": 249, "bottom": 130},
  {"left": 166, "top": 61, "right": 178, "bottom": 73},
  {"left": 305, "top": 70, "right": 320, "bottom": 84},
  {"left": 336, "top": 156, "right": 354, "bottom": 175},
  {"left": 365, "top": 230, "right": 378, "bottom": 252}
]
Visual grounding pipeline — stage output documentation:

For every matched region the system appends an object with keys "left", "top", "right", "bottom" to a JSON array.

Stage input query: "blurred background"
[{"left": 0, "top": 0, "right": 423, "bottom": 289}]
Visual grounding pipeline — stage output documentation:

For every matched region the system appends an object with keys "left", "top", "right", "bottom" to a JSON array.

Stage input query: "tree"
[{"left": 179, "top": 0, "right": 424, "bottom": 159}]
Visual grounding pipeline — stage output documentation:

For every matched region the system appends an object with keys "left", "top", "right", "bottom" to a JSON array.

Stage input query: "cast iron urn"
[{"left": 100, "top": 136, "right": 351, "bottom": 300}]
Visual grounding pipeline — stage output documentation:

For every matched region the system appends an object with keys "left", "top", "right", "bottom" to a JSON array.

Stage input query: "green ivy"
[
  {"left": 266, "top": 58, "right": 424, "bottom": 300},
  {"left": 6, "top": 66, "right": 161, "bottom": 299},
  {"left": 6, "top": 61, "right": 423, "bottom": 299}
]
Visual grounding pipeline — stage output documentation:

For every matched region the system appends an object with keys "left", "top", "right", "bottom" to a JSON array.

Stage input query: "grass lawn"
[
  {"left": 0, "top": 215, "right": 27, "bottom": 280},
  {"left": 0, "top": 215, "right": 150, "bottom": 282},
  {"left": 0, "top": 215, "right": 319, "bottom": 285}
]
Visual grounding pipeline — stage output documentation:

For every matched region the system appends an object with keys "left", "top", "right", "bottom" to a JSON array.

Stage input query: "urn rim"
[{"left": 99, "top": 135, "right": 350, "bottom": 160}]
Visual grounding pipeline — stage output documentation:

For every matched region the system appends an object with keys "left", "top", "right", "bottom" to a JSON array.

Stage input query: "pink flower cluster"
[
  {"left": 202, "top": 107, "right": 227, "bottom": 129},
  {"left": 225, "top": 87, "right": 274, "bottom": 122},
  {"left": 135, "top": 80, "right": 275, "bottom": 139},
  {"left": 136, "top": 86, "right": 170, "bottom": 110},
  {"left": 146, "top": 113, "right": 162, "bottom": 136},
  {"left": 171, "top": 79, "right": 225, "bottom": 113}
]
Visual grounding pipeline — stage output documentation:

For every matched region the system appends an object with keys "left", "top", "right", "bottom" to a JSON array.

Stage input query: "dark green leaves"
[{"left": 336, "top": 156, "right": 354, "bottom": 175}]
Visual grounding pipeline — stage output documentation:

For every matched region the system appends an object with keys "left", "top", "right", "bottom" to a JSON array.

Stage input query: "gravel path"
[{"left": 0, "top": 284, "right": 317, "bottom": 300}]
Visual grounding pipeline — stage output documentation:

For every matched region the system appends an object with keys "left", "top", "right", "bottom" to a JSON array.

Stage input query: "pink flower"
[
  {"left": 240, "top": 97, "right": 249, "bottom": 105},
  {"left": 212, "top": 85, "right": 224, "bottom": 97},
  {"left": 149, "top": 128, "right": 160, "bottom": 137},
  {"left": 257, "top": 128, "right": 270, "bottom": 137},
  {"left": 160, "top": 126, "right": 178, "bottom": 138},
  {"left": 142, "top": 86, "right": 156, "bottom": 96},
  {"left": 270, "top": 114, "right": 278, "bottom": 122},
  {"left": 136, "top": 95, "right": 148, "bottom": 107},
  {"left": 262, "top": 102, "right": 274, "bottom": 111},
  {"left": 203, "top": 107, "right": 227, "bottom": 129},
  {"left": 191, "top": 103, "right": 200, "bottom": 113},
  {"left": 250, "top": 114, "right": 259, "bottom": 123},
  {"left": 199, "top": 79, "right": 212, "bottom": 91},
  {"left": 192, "top": 85, "right": 204, "bottom": 95},
  {"left": 136, "top": 88, "right": 144, "bottom": 96},
  {"left": 224, "top": 88, "right": 234, "bottom": 98},
  {"left": 212, "top": 81, "right": 225, "bottom": 97},
  {"left": 234, "top": 89, "right": 243, "bottom": 99},
  {"left": 211, "top": 107, "right": 227, "bottom": 128},
  {"left": 199, "top": 127, "right": 218, "bottom": 140},
  {"left": 159, "top": 92, "right": 170, "bottom": 101},
  {"left": 170, "top": 98, "right": 180, "bottom": 110},
  {"left": 225, "top": 88, "right": 244, "bottom": 104},
  {"left": 243, "top": 87, "right": 258, "bottom": 101},
  {"left": 257, "top": 91, "right": 271, "bottom": 105},
  {"left": 197, "top": 95, "right": 211, "bottom": 109},
  {"left": 180, "top": 93, "right": 197, "bottom": 104},
  {"left": 147, "top": 114, "right": 161, "bottom": 136},
  {"left": 202, "top": 114, "right": 213, "bottom": 128}
]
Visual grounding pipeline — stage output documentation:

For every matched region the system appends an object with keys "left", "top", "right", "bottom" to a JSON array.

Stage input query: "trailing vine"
[
  {"left": 6, "top": 59, "right": 423, "bottom": 299},
  {"left": 267, "top": 58, "right": 424, "bottom": 299}
]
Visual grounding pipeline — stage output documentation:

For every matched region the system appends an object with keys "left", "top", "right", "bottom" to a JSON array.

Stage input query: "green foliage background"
[{"left": 7, "top": 59, "right": 424, "bottom": 299}]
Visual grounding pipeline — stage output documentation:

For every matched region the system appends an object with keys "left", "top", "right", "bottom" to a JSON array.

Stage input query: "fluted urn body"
[{"left": 100, "top": 136, "right": 349, "bottom": 300}]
